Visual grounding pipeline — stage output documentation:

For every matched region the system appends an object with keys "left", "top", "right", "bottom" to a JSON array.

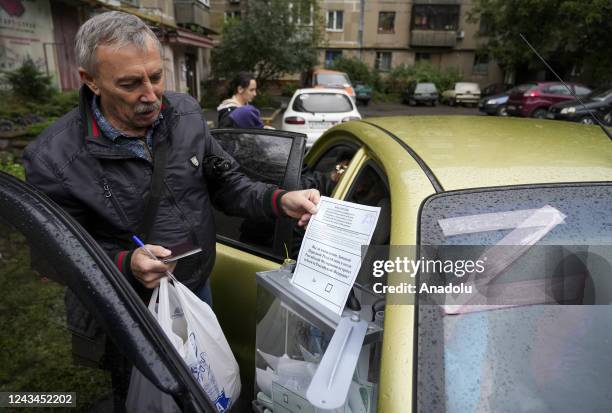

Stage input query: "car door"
[
  {"left": 544, "top": 83, "right": 573, "bottom": 106},
  {"left": 208, "top": 128, "right": 306, "bottom": 404},
  {"left": 0, "top": 172, "right": 216, "bottom": 412}
]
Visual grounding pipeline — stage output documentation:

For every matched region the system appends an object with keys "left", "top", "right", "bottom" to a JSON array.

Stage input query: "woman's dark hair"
[{"left": 228, "top": 72, "right": 255, "bottom": 97}]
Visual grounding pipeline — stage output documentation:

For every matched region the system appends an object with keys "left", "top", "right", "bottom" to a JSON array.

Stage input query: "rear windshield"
[
  {"left": 512, "top": 83, "right": 537, "bottom": 93},
  {"left": 417, "top": 184, "right": 612, "bottom": 413},
  {"left": 455, "top": 83, "right": 480, "bottom": 92},
  {"left": 416, "top": 83, "right": 437, "bottom": 93},
  {"left": 315, "top": 73, "right": 350, "bottom": 87},
  {"left": 591, "top": 88, "right": 612, "bottom": 101},
  {"left": 292, "top": 93, "right": 353, "bottom": 113}
]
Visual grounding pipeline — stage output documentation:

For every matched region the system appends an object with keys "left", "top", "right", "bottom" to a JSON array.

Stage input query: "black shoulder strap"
[{"left": 138, "top": 138, "right": 169, "bottom": 241}]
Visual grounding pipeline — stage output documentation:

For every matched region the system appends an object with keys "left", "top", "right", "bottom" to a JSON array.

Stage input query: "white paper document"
[{"left": 291, "top": 196, "right": 381, "bottom": 315}]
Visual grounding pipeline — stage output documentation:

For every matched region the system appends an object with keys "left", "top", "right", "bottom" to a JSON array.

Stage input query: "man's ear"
[{"left": 78, "top": 68, "right": 100, "bottom": 95}]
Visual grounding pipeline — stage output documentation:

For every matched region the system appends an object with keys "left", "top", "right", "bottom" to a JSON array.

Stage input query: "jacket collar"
[{"left": 79, "top": 85, "right": 173, "bottom": 158}]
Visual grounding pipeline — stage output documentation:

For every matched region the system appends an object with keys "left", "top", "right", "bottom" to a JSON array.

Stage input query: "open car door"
[{"left": 209, "top": 128, "right": 306, "bottom": 406}]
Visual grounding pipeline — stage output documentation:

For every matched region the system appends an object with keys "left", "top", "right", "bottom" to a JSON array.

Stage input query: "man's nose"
[{"left": 140, "top": 82, "right": 158, "bottom": 102}]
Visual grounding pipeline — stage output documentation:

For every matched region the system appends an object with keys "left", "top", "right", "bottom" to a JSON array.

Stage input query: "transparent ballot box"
[{"left": 254, "top": 268, "right": 384, "bottom": 413}]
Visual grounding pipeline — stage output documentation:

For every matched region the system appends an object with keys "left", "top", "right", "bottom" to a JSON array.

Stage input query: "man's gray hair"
[{"left": 75, "top": 11, "right": 161, "bottom": 75}]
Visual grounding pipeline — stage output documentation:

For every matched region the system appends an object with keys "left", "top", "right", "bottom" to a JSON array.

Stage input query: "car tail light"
[
  {"left": 285, "top": 116, "right": 306, "bottom": 125},
  {"left": 342, "top": 116, "right": 361, "bottom": 122},
  {"left": 524, "top": 89, "right": 540, "bottom": 97}
]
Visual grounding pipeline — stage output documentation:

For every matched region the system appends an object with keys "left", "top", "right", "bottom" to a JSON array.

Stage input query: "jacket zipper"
[
  {"left": 164, "top": 181, "right": 200, "bottom": 244},
  {"left": 102, "top": 178, "right": 130, "bottom": 228}
]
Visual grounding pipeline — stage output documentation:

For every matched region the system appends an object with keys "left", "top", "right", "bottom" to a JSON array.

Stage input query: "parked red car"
[{"left": 506, "top": 82, "right": 592, "bottom": 118}]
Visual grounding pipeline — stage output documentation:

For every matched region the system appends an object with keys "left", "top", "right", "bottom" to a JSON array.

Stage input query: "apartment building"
[
  {"left": 320, "top": 0, "right": 503, "bottom": 85},
  {"left": 0, "top": 0, "right": 216, "bottom": 99},
  {"left": 209, "top": 0, "right": 503, "bottom": 86}
]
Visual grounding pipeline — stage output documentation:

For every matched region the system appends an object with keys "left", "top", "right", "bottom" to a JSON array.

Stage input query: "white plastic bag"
[
  {"left": 127, "top": 277, "right": 241, "bottom": 412},
  {"left": 126, "top": 287, "right": 181, "bottom": 413}
]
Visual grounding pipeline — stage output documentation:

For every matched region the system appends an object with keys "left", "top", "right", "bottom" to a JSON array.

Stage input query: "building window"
[
  {"left": 412, "top": 5, "right": 460, "bottom": 31},
  {"left": 289, "top": 2, "right": 313, "bottom": 25},
  {"left": 415, "top": 52, "right": 431, "bottom": 62},
  {"left": 325, "top": 50, "right": 343, "bottom": 68},
  {"left": 478, "top": 14, "right": 492, "bottom": 35},
  {"left": 224, "top": 11, "right": 241, "bottom": 21},
  {"left": 326, "top": 10, "right": 344, "bottom": 31},
  {"left": 375, "top": 52, "right": 392, "bottom": 72},
  {"left": 472, "top": 53, "right": 489, "bottom": 74},
  {"left": 378, "top": 11, "right": 395, "bottom": 33}
]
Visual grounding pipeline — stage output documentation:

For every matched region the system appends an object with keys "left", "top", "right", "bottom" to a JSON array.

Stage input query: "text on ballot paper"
[{"left": 291, "top": 196, "right": 380, "bottom": 315}]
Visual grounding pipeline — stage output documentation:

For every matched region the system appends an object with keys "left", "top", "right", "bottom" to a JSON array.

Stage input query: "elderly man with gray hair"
[{"left": 23, "top": 10, "right": 319, "bottom": 411}]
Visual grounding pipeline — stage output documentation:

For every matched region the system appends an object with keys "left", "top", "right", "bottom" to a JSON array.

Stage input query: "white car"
[
  {"left": 441, "top": 82, "right": 481, "bottom": 106},
  {"left": 282, "top": 88, "right": 361, "bottom": 148}
]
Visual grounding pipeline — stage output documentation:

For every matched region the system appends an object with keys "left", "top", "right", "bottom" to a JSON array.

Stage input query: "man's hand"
[
  {"left": 280, "top": 188, "right": 320, "bottom": 227},
  {"left": 131, "top": 244, "right": 176, "bottom": 289}
]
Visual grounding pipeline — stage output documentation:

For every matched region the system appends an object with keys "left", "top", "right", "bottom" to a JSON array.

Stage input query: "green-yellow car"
[
  {"left": 209, "top": 117, "right": 612, "bottom": 412},
  {"left": 1, "top": 116, "right": 610, "bottom": 412}
]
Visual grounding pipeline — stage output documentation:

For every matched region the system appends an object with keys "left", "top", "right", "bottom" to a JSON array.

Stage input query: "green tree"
[
  {"left": 470, "top": 0, "right": 612, "bottom": 84},
  {"left": 212, "top": 0, "right": 322, "bottom": 88},
  {"left": 331, "top": 57, "right": 372, "bottom": 85},
  {"left": 3, "top": 59, "right": 56, "bottom": 102}
]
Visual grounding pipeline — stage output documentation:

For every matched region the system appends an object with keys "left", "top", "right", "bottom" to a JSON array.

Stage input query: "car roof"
[
  {"left": 357, "top": 116, "right": 612, "bottom": 190},
  {"left": 295, "top": 87, "right": 352, "bottom": 96},
  {"left": 313, "top": 69, "right": 347, "bottom": 75}
]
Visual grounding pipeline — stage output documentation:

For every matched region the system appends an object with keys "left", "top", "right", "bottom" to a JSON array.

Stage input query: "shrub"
[
  {"left": 281, "top": 82, "right": 300, "bottom": 97},
  {"left": 331, "top": 57, "right": 372, "bottom": 85},
  {"left": 3, "top": 60, "right": 56, "bottom": 103},
  {"left": 253, "top": 92, "right": 280, "bottom": 108},
  {"left": 33, "top": 91, "right": 79, "bottom": 118},
  {"left": 384, "top": 62, "right": 463, "bottom": 94},
  {"left": 0, "top": 155, "right": 25, "bottom": 180},
  {"left": 27, "top": 118, "right": 57, "bottom": 137}
]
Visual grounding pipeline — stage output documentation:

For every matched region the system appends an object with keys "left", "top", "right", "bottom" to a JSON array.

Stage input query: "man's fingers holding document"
[{"left": 281, "top": 189, "right": 320, "bottom": 225}]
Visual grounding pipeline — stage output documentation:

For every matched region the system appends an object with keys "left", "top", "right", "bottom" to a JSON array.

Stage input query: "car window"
[
  {"left": 416, "top": 184, "right": 612, "bottom": 413},
  {"left": 347, "top": 164, "right": 392, "bottom": 290},
  {"left": 416, "top": 83, "right": 436, "bottom": 93},
  {"left": 590, "top": 88, "right": 612, "bottom": 101},
  {"left": 211, "top": 130, "right": 305, "bottom": 258},
  {"left": 293, "top": 93, "right": 354, "bottom": 113},
  {"left": 311, "top": 144, "right": 358, "bottom": 179},
  {"left": 316, "top": 72, "right": 350, "bottom": 87},
  {"left": 575, "top": 85, "right": 592, "bottom": 96},
  {"left": 455, "top": 83, "right": 479, "bottom": 93},
  {"left": 544, "top": 84, "right": 572, "bottom": 95},
  {"left": 513, "top": 83, "right": 537, "bottom": 93}
]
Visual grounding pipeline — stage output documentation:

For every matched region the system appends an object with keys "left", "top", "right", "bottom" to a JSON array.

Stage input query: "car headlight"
[
  {"left": 486, "top": 99, "right": 498, "bottom": 105},
  {"left": 560, "top": 107, "right": 576, "bottom": 114}
]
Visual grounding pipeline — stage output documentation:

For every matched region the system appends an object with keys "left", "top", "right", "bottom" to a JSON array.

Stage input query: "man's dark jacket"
[{"left": 23, "top": 87, "right": 280, "bottom": 296}]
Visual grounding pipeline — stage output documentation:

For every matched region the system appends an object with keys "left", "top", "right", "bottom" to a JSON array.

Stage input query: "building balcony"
[
  {"left": 174, "top": 0, "right": 211, "bottom": 30},
  {"left": 410, "top": 30, "right": 457, "bottom": 48}
]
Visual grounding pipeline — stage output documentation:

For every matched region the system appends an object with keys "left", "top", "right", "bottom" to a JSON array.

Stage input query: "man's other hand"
[
  {"left": 131, "top": 244, "right": 176, "bottom": 289},
  {"left": 280, "top": 188, "right": 320, "bottom": 227}
]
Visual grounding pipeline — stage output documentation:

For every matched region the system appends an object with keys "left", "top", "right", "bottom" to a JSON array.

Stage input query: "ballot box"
[{"left": 253, "top": 267, "right": 384, "bottom": 413}]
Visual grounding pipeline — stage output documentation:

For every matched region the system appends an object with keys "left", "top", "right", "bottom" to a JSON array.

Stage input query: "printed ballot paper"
[{"left": 291, "top": 196, "right": 380, "bottom": 315}]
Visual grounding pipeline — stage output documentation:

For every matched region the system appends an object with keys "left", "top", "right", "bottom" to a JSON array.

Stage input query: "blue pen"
[{"left": 132, "top": 235, "right": 176, "bottom": 280}]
